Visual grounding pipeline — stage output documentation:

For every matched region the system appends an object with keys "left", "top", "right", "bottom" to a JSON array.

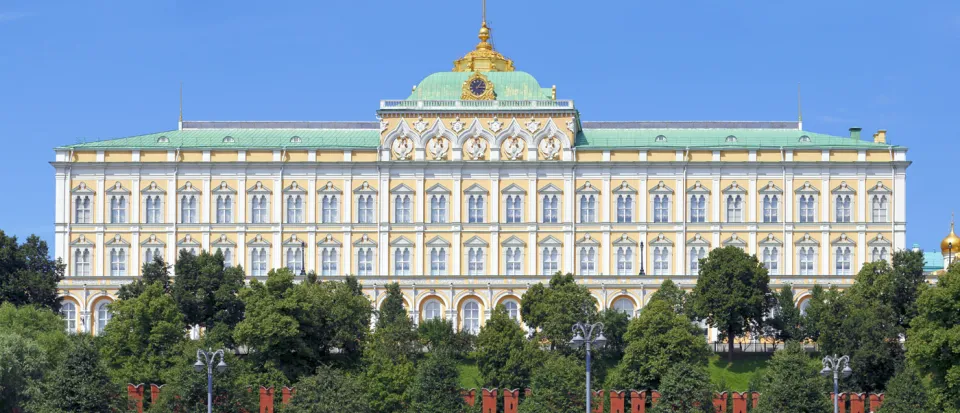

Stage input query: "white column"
[
  {"left": 201, "top": 179, "right": 211, "bottom": 224},
  {"left": 308, "top": 232, "right": 316, "bottom": 273},
  {"left": 307, "top": 179, "right": 317, "bottom": 223},
  {"left": 237, "top": 179, "right": 246, "bottom": 224},
  {"left": 601, "top": 232, "right": 611, "bottom": 275},
  {"left": 416, "top": 178, "right": 425, "bottom": 223},
  {"left": 601, "top": 177, "right": 611, "bottom": 223},
  {"left": 131, "top": 178, "right": 141, "bottom": 224},
  {"left": 748, "top": 178, "right": 757, "bottom": 223},
  {"left": 528, "top": 179, "right": 537, "bottom": 224},
  {"left": 527, "top": 231, "right": 537, "bottom": 275},
  {"left": 343, "top": 178, "right": 353, "bottom": 223},
  {"left": 712, "top": 179, "right": 721, "bottom": 222},
  {"left": 453, "top": 231, "right": 462, "bottom": 276},
  {"left": 96, "top": 232, "right": 104, "bottom": 277},
  {"left": 638, "top": 179, "right": 647, "bottom": 222},
  {"left": 858, "top": 178, "right": 866, "bottom": 222},
  {"left": 821, "top": 178, "right": 830, "bottom": 222},
  {"left": 96, "top": 179, "right": 105, "bottom": 224},
  {"left": 415, "top": 232, "right": 424, "bottom": 276},
  {"left": 821, "top": 230, "right": 830, "bottom": 275},
  {"left": 452, "top": 178, "right": 462, "bottom": 222},
  {"left": 168, "top": 178, "right": 177, "bottom": 225},
  {"left": 489, "top": 178, "right": 499, "bottom": 223},
  {"left": 785, "top": 232, "right": 794, "bottom": 275},
  {"left": 342, "top": 231, "right": 352, "bottom": 276}
]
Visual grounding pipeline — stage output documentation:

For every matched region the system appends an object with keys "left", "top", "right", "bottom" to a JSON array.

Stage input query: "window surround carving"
[
  {"left": 796, "top": 233, "right": 820, "bottom": 276},
  {"left": 212, "top": 181, "right": 236, "bottom": 224},
  {"left": 649, "top": 181, "right": 674, "bottom": 223},
  {"left": 106, "top": 182, "right": 130, "bottom": 224},
  {"left": 140, "top": 234, "right": 165, "bottom": 265},
  {"left": 795, "top": 181, "right": 820, "bottom": 223},
  {"left": 501, "top": 183, "right": 525, "bottom": 224},
  {"left": 868, "top": 234, "right": 892, "bottom": 262},
  {"left": 722, "top": 233, "right": 747, "bottom": 250},
  {"left": 832, "top": 233, "right": 856, "bottom": 275},
  {"left": 831, "top": 181, "right": 856, "bottom": 223},
  {"left": 426, "top": 236, "right": 451, "bottom": 276},
  {"left": 353, "top": 234, "right": 377, "bottom": 276},
  {"left": 538, "top": 235, "right": 562, "bottom": 275},
  {"left": 316, "top": 234, "right": 341, "bottom": 276},
  {"left": 426, "top": 183, "right": 451, "bottom": 224},
  {"left": 390, "top": 236, "right": 415, "bottom": 276},
  {"left": 392, "top": 183, "right": 415, "bottom": 224},
  {"left": 283, "top": 181, "right": 307, "bottom": 224},
  {"left": 72, "top": 182, "right": 95, "bottom": 224},
  {"left": 759, "top": 181, "right": 783, "bottom": 224},
  {"left": 212, "top": 234, "right": 236, "bottom": 268},
  {"left": 759, "top": 234, "right": 783, "bottom": 275},
  {"left": 282, "top": 234, "right": 306, "bottom": 274},
  {"left": 686, "top": 180, "right": 710, "bottom": 223},
  {"left": 538, "top": 184, "right": 562, "bottom": 223},
  {"left": 502, "top": 235, "right": 526, "bottom": 276},
  {"left": 723, "top": 181, "right": 747, "bottom": 223},
  {"left": 247, "top": 181, "right": 272, "bottom": 224},
  {"left": 70, "top": 235, "right": 95, "bottom": 277},
  {"left": 176, "top": 234, "right": 200, "bottom": 257},
  {"left": 105, "top": 235, "right": 129, "bottom": 277},
  {"left": 248, "top": 234, "right": 271, "bottom": 277},
  {"left": 868, "top": 182, "right": 892, "bottom": 223},
  {"left": 650, "top": 233, "right": 673, "bottom": 275},
  {"left": 177, "top": 182, "right": 201, "bottom": 224},
  {"left": 613, "top": 234, "right": 637, "bottom": 276},
  {"left": 577, "top": 181, "right": 600, "bottom": 224},
  {"left": 464, "top": 235, "right": 489, "bottom": 276},
  {"left": 686, "top": 233, "right": 711, "bottom": 274},
  {"left": 353, "top": 181, "right": 377, "bottom": 224}
]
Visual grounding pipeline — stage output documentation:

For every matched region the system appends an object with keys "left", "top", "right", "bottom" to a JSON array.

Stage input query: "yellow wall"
[
  {"left": 793, "top": 150, "right": 821, "bottom": 162},
  {"left": 352, "top": 151, "right": 377, "bottom": 162},
  {"left": 286, "top": 151, "right": 309, "bottom": 162},
  {"left": 104, "top": 151, "right": 132, "bottom": 162},
  {"left": 647, "top": 151, "right": 674, "bottom": 162},
  {"left": 316, "top": 151, "right": 343, "bottom": 162},
  {"left": 756, "top": 150, "right": 782, "bottom": 162},
  {"left": 181, "top": 151, "right": 203, "bottom": 162},
  {"left": 688, "top": 151, "right": 712, "bottom": 162},
  {"left": 866, "top": 150, "right": 891, "bottom": 162},
  {"left": 247, "top": 151, "right": 273, "bottom": 162},
  {"left": 609, "top": 150, "right": 638, "bottom": 161},
  {"left": 74, "top": 152, "right": 97, "bottom": 162},
  {"left": 140, "top": 151, "right": 167, "bottom": 162},
  {"left": 575, "top": 151, "right": 603, "bottom": 162},
  {"left": 210, "top": 151, "right": 238, "bottom": 162},
  {"left": 830, "top": 151, "right": 858, "bottom": 162},
  {"left": 720, "top": 151, "right": 749, "bottom": 162}
]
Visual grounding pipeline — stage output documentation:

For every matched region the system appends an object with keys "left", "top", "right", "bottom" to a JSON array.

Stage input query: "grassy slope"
[{"left": 457, "top": 353, "right": 772, "bottom": 392}]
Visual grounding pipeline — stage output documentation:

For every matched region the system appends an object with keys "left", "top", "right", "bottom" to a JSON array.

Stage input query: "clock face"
[{"left": 469, "top": 78, "right": 487, "bottom": 96}]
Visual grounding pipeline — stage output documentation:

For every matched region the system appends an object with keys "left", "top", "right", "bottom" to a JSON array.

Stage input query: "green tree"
[
  {"left": 0, "top": 302, "right": 71, "bottom": 365},
  {"left": 0, "top": 232, "right": 64, "bottom": 311},
  {"left": 406, "top": 349, "right": 465, "bottom": 413},
  {"left": 907, "top": 265, "right": 960, "bottom": 411},
  {"left": 148, "top": 339, "right": 258, "bottom": 413},
  {"left": 752, "top": 342, "right": 831, "bottom": 413},
  {"left": 377, "top": 282, "right": 408, "bottom": 329},
  {"left": 799, "top": 284, "right": 836, "bottom": 342},
  {"left": 649, "top": 279, "right": 687, "bottom": 314},
  {"left": 649, "top": 363, "right": 713, "bottom": 413},
  {"left": 766, "top": 285, "right": 802, "bottom": 343},
  {"left": 418, "top": 318, "right": 473, "bottom": 359},
  {"left": 520, "top": 273, "right": 597, "bottom": 349},
  {"left": 361, "top": 329, "right": 416, "bottom": 413},
  {"left": 283, "top": 365, "right": 371, "bottom": 413},
  {"left": 476, "top": 305, "right": 541, "bottom": 389},
  {"left": 877, "top": 366, "right": 931, "bottom": 413},
  {"left": 605, "top": 300, "right": 710, "bottom": 390},
  {"left": 0, "top": 332, "right": 46, "bottom": 411},
  {"left": 118, "top": 257, "right": 171, "bottom": 300},
  {"left": 170, "top": 249, "right": 246, "bottom": 345},
  {"left": 596, "top": 309, "right": 630, "bottom": 360},
  {"left": 820, "top": 261, "right": 904, "bottom": 392},
  {"left": 235, "top": 269, "right": 374, "bottom": 381},
  {"left": 99, "top": 282, "right": 187, "bottom": 385},
  {"left": 26, "top": 335, "right": 123, "bottom": 413},
  {"left": 370, "top": 282, "right": 418, "bottom": 361},
  {"left": 890, "top": 249, "right": 927, "bottom": 328},
  {"left": 518, "top": 354, "right": 587, "bottom": 413},
  {"left": 688, "top": 246, "right": 771, "bottom": 361}
]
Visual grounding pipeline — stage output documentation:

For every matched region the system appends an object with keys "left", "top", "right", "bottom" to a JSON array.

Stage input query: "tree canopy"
[
  {"left": 649, "top": 363, "right": 714, "bottom": 413},
  {"left": 0, "top": 231, "right": 64, "bottom": 311},
  {"left": 476, "top": 305, "right": 541, "bottom": 389},
  {"left": 25, "top": 335, "right": 123, "bottom": 413},
  {"left": 606, "top": 299, "right": 710, "bottom": 390},
  {"left": 170, "top": 249, "right": 246, "bottom": 345},
  {"left": 688, "top": 246, "right": 771, "bottom": 361},
  {"left": 907, "top": 264, "right": 960, "bottom": 411},
  {"left": 117, "top": 257, "right": 171, "bottom": 300},
  {"left": 765, "top": 285, "right": 802, "bottom": 343},
  {"left": 520, "top": 273, "right": 597, "bottom": 349},
  {"left": 284, "top": 365, "right": 371, "bottom": 413},
  {"left": 517, "top": 354, "right": 587, "bottom": 413},
  {"left": 752, "top": 342, "right": 831, "bottom": 413},
  {"left": 649, "top": 279, "right": 687, "bottom": 315}
]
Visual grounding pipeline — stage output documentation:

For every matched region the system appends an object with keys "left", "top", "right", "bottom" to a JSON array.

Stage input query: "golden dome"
[
  {"left": 941, "top": 219, "right": 960, "bottom": 254},
  {"left": 452, "top": 21, "right": 515, "bottom": 73}
]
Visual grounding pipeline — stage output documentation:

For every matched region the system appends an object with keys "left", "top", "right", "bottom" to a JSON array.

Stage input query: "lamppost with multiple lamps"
[
  {"left": 820, "top": 354, "right": 852, "bottom": 413},
  {"left": 194, "top": 348, "right": 228, "bottom": 413},
  {"left": 569, "top": 322, "right": 607, "bottom": 413}
]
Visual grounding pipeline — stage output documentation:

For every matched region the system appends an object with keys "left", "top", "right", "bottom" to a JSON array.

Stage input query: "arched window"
[
  {"left": 95, "top": 301, "right": 112, "bottom": 335},
  {"left": 286, "top": 247, "right": 304, "bottom": 274},
  {"left": 763, "top": 195, "right": 779, "bottom": 223},
  {"left": 612, "top": 297, "right": 635, "bottom": 318},
  {"left": 181, "top": 195, "right": 197, "bottom": 224},
  {"left": 689, "top": 247, "right": 705, "bottom": 274},
  {"left": 251, "top": 195, "right": 268, "bottom": 224},
  {"left": 579, "top": 247, "right": 596, "bottom": 275},
  {"left": 321, "top": 195, "right": 339, "bottom": 223},
  {"left": 689, "top": 195, "right": 706, "bottom": 223},
  {"left": 835, "top": 247, "right": 852, "bottom": 275},
  {"left": 836, "top": 195, "right": 852, "bottom": 223},
  {"left": 799, "top": 195, "right": 815, "bottom": 223},
  {"left": 468, "top": 195, "right": 485, "bottom": 223},
  {"left": 580, "top": 195, "right": 596, "bottom": 223},
  {"left": 468, "top": 248, "right": 484, "bottom": 276},
  {"left": 799, "top": 247, "right": 816, "bottom": 276},
  {"left": 287, "top": 195, "right": 304, "bottom": 223},
  {"left": 430, "top": 195, "right": 447, "bottom": 223},
  {"left": 653, "top": 247, "right": 670, "bottom": 275},
  {"left": 762, "top": 247, "right": 779, "bottom": 275},
  {"left": 394, "top": 248, "right": 411, "bottom": 275},
  {"left": 222, "top": 248, "right": 232, "bottom": 268},
  {"left": 617, "top": 194, "right": 633, "bottom": 223},
  {"left": 357, "top": 195, "right": 374, "bottom": 224},
  {"left": 872, "top": 247, "right": 889, "bottom": 262},
  {"left": 74, "top": 248, "right": 91, "bottom": 277},
  {"left": 503, "top": 300, "right": 520, "bottom": 321},
  {"left": 75, "top": 196, "right": 92, "bottom": 224},
  {"left": 357, "top": 247, "right": 374, "bottom": 276},
  {"left": 653, "top": 195, "right": 669, "bottom": 223},
  {"left": 251, "top": 247, "right": 268, "bottom": 276},
  {"left": 320, "top": 248, "right": 338, "bottom": 276},
  {"left": 110, "top": 196, "right": 126, "bottom": 223},
  {"left": 872, "top": 195, "right": 888, "bottom": 223},
  {"left": 424, "top": 300, "right": 443, "bottom": 320},
  {"left": 616, "top": 247, "right": 633, "bottom": 275},
  {"left": 462, "top": 301, "right": 480, "bottom": 334},
  {"left": 506, "top": 195, "right": 522, "bottom": 223},
  {"left": 60, "top": 302, "right": 77, "bottom": 332},
  {"left": 430, "top": 248, "right": 447, "bottom": 276},
  {"left": 799, "top": 299, "right": 812, "bottom": 316},
  {"left": 109, "top": 248, "right": 126, "bottom": 276},
  {"left": 505, "top": 248, "right": 522, "bottom": 276},
  {"left": 542, "top": 195, "right": 559, "bottom": 223},
  {"left": 726, "top": 195, "right": 743, "bottom": 223}
]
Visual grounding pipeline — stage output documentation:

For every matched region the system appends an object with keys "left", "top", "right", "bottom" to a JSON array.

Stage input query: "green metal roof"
[
  {"left": 576, "top": 128, "right": 897, "bottom": 149},
  {"left": 58, "top": 128, "right": 380, "bottom": 150},
  {"left": 407, "top": 71, "right": 550, "bottom": 100}
]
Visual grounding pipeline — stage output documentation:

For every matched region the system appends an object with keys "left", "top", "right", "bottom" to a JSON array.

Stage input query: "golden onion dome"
[
  {"left": 941, "top": 219, "right": 960, "bottom": 254},
  {"left": 452, "top": 21, "right": 515, "bottom": 73}
]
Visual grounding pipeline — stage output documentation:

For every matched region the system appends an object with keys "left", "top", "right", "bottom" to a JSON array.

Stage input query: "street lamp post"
[
  {"left": 194, "top": 349, "right": 228, "bottom": 413},
  {"left": 569, "top": 322, "right": 607, "bottom": 413},
  {"left": 820, "top": 354, "right": 851, "bottom": 413},
  {"left": 639, "top": 241, "right": 645, "bottom": 275}
]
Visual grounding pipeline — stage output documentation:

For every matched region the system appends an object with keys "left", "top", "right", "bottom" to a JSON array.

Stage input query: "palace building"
[{"left": 52, "top": 17, "right": 909, "bottom": 336}]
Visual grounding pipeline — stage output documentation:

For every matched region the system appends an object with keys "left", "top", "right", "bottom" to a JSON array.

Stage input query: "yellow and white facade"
[{"left": 51, "top": 20, "right": 909, "bottom": 335}]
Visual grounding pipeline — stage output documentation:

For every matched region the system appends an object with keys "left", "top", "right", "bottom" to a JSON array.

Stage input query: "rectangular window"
[
  {"left": 430, "top": 248, "right": 447, "bottom": 275},
  {"left": 394, "top": 248, "right": 411, "bottom": 275},
  {"left": 430, "top": 195, "right": 447, "bottom": 224},
  {"left": 145, "top": 196, "right": 163, "bottom": 224},
  {"left": 505, "top": 247, "right": 522, "bottom": 276},
  {"left": 181, "top": 195, "right": 197, "bottom": 224},
  {"left": 616, "top": 247, "right": 633, "bottom": 275},
  {"left": 321, "top": 248, "right": 338, "bottom": 276},
  {"left": 506, "top": 195, "right": 523, "bottom": 223},
  {"left": 836, "top": 195, "right": 852, "bottom": 223},
  {"left": 689, "top": 195, "right": 705, "bottom": 223},
  {"left": 216, "top": 195, "right": 233, "bottom": 224},
  {"left": 109, "top": 249, "right": 126, "bottom": 276},
  {"left": 689, "top": 247, "right": 705, "bottom": 274},
  {"left": 287, "top": 195, "right": 304, "bottom": 223},
  {"left": 763, "top": 195, "right": 779, "bottom": 223},
  {"left": 395, "top": 195, "right": 412, "bottom": 223},
  {"left": 251, "top": 196, "right": 269, "bottom": 224},
  {"left": 357, "top": 248, "right": 374, "bottom": 276},
  {"left": 726, "top": 195, "right": 743, "bottom": 223},
  {"left": 110, "top": 196, "right": 126, "bottom": 224},
  {"left": 872, "top": 195, "right": 888, "bottom": 223},
  {"left": 357, "top": 195, "right": 374, "bottom": 224},
  {"left": 617, "top": 195, "right": 633, "bottom": 223},
  {"left": 579, "top": 247, "right": 596, "bottom": 275},
  {"left": 762, "top": 247, "right": 779, "bottom": 275},
  {"left": 580, "top": 195, "right": 596, "bottom": 223},
  {"left": 251, "top": 248, "right": 268, "bottom": 276},
  {"left": 653, "top": 247, "right": 669, "bottom": 275},
  {"left": 75, "top": 196, "right": 92, "bottom": 224},
  {"left": 799, "top": 247, "right": 815, "bottom": 276},
  {"left": 653, "top": 195, "right": 669, "bottom": 223},
  {"left": 799, "top": 196, "right": 815, "bottom": 223}
]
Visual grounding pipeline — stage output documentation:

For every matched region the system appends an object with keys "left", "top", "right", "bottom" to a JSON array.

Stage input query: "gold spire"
[
  {"left": 452, "top": 0, "right": 515, "bottom": 72},
  {"left": 941, "top": 213, "right": 960, "bottom": 254}
]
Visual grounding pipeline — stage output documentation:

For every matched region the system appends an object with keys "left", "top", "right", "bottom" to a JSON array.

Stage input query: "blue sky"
[{"left": 1, "top": 0, "right": 958, "bottom": 253}]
